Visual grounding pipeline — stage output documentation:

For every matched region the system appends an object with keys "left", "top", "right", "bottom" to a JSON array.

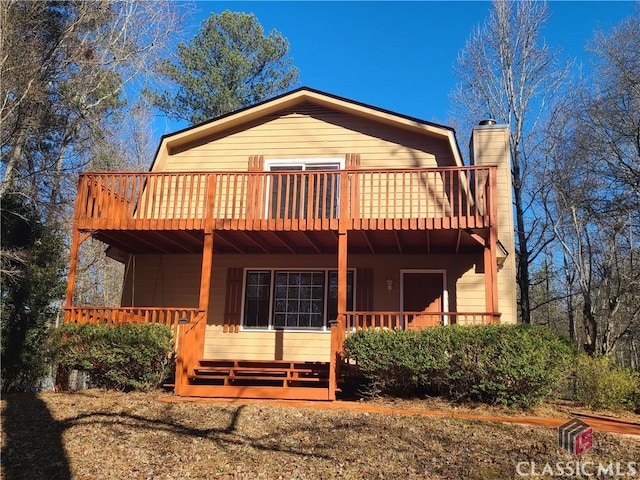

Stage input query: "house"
[{"left": 63, "top": 87, "right": 517, "bottom": 400}]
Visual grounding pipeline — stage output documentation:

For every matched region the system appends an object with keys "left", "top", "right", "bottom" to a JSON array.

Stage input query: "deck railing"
[
  {"left": 63, "top": 306, "right": 202, "bottom": 339},
  {"left": 74, "top": 166, "right": 495, "bottom": 231},
  {"left": 174, "top": 310, "right": 207, "bottom": 393},
  {"left": 345, "top": 311, "right": 500, "bottom": 330}
]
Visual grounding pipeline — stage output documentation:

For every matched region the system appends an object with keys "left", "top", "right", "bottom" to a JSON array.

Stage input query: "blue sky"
[{"left": 152, "top": 1, "right": 637, "bottom": 141}]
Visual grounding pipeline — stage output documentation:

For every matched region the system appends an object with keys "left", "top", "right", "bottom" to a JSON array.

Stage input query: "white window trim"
[
  {"left": 264, "top": 158, "right": 345, "bottom": 171},
  {"left": 399, "top": 269, "right": 449, "bottom": 326},
  {"left": 240, "top": 267, "right": 356, "bottom": 332}
]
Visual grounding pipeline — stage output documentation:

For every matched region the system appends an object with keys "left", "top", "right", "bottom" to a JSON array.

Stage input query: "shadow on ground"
[
  {"left": 2, "top": 393, "right": 72, "bottom": 480},
  {"left": 1, "top": 393, "right": 329, "bottom": 480}
]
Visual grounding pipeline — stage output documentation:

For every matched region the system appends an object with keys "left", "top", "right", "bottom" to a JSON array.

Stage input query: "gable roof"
[{"left": 150, "top": 87, "right": 464, "bottom": 170}]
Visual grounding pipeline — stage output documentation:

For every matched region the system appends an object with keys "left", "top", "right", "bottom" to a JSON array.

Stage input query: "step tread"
[
  {"left": 191, "top": 374, "right": 328, "bottom": 383},
  {"left": 199, "top": 360, "right": 329, "bottom": 368},
  {"left": 195, "top": 366, "right": 328, "bottom": 374}
]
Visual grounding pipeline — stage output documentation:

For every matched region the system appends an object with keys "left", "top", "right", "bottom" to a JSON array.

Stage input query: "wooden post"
[
  {"left": 484, "top": 167, "right": 499, "bottom": 322},
  {"left": 328, "top": 320, "right": 340, "bottom": 400},
  {"left": 64, "top": 228, "right": 81, "bottom": 312},
  {"left": 196, "top": 231, "right": 214, "bottom": 359},
  {"left": 176, "top": 232, "right": 214, "bottom": 395},
  {"left": 484, "top": 229, "right": 498, "bottom": 321},
  {"left": 337, "top": 231, "right": 348, "bottom": 318},
  {"left": 331, "top": 230, "right": 348, "bottom": 398},
  {"left": 174, "top": 319, "right": 187, "bottom": 396}
]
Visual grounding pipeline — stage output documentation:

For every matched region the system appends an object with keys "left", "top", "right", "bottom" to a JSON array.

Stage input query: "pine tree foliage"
[{"left": 145, "top": 10, "right": 299, "bottom": 124}]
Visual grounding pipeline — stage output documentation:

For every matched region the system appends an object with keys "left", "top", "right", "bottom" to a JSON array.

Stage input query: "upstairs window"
[{"left": 266, "top": 159, "right": 343, "bottom": 220}]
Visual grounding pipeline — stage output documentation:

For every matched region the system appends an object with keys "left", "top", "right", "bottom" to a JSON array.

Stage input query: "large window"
[
  {"left": 243, "top": 269, "right": 354, "bottom": 330},
  {"left": 266, "top": 160, "right": 342, "bottom": 220}
]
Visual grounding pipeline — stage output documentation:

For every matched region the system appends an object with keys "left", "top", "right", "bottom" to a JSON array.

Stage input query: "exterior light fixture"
[
  {"left": 497, "top": 240, "right": 509, "bottom": 265},
  {"left": 386, "top": 278, "right": 393, "bottom": 294}
]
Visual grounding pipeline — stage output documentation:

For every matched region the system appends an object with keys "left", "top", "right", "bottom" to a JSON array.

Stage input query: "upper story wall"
[{"left": 154, "top": 102, "right": 458, "bottom": 172}]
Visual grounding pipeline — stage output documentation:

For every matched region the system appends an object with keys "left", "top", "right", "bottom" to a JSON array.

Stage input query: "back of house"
[{"left": 65, "top": 87, "right": 516, "bottom": 400}]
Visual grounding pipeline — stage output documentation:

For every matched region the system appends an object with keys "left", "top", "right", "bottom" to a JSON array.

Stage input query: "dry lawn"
[{"left": 2, "top": 390, "right": 639, "bottom": 480}]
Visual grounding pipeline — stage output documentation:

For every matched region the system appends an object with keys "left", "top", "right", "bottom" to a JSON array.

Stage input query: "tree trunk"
[
  {"left": 582, "top": 299, "right": 597, "bottom": 355},
  {"left": 513, "top": 161, "right": 531, "bottom": 324}
]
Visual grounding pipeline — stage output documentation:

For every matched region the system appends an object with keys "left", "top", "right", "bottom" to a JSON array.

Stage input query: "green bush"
[
  {"left": 50, "top": 323, "right": 174, "bottom": 391},
  {"left": 344, "top": 324, "right": 575, "bottom": 408},
  {"left": 575, "top": 354, "right": 639, "bottom": 411}
]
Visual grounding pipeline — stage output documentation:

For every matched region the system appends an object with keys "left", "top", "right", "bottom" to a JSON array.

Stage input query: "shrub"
[
  {"left": 445, "top": 324, "right": 575, "bottom": 407},
  {"left": 344, "top": 324, "right": 575, "bottom": 408},
  {"left": 50, "top": 323, "right": 174, "bottom": 391},
  {"left": 574, "top": 354, "right": 639, "bottom": 411}
]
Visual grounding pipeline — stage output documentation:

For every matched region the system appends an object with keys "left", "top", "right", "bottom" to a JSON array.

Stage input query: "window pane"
[
  {"left": 269, "top": 167, "right": 303, "bottom": 220},
  {"left": 269, "top": 162, "right": 340, "bottom": 220},
  {"left": 274, "top": 271, "right": 325, "bottom": 329},
  {"left": 243, "top": 271, "right": 270, "bottom": 328}
]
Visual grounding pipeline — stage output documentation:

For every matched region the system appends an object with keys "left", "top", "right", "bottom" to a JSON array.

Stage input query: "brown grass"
[{"left": 2, "top": 390, "right": 638, "bottom": 480}]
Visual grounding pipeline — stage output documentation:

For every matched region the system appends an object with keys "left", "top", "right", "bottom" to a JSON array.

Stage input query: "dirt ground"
[{"left": 2, "top": 390, "right": 639, "bottom": 480}]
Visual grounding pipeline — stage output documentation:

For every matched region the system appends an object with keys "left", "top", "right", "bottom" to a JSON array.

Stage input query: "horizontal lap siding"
[
  {"left": 454, "top": 268, "right": 487, "bottom": 324},
  {"left": 123, "top": 253, "right": 486, "bottom": 320},
  {"left": 472, "top": 127, "right": 516, "bottom": 325},
  {"left": 202, "top": 253, "right": 484, "bottom": 358},
  {"left": 121, "top": 254, "right": 200, "bottom": 307},
  {"left": 161, "top": 104, "right": 455, "bottom": 172},
  {"left": 203, "top": 328, "right": 331, "bottom": 362},
  {"left": 123, "top": 252, "right": 487, "bottom": 358}
]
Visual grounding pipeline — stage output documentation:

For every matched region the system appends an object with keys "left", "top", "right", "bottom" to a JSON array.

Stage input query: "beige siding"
[
  {"left": 159, "top": 104, "right": 456, "bottom": 172},
  {"left": 471, "top": 125, "right": 517, "bottom": 324},
  {"left": 123, "top": 252, "right": 488, "bottom": 361},
  {"left": 121, "top": 254, "right": 200, "bottom": 308},
  {"left": 203, "top": 327, "right": 331, "bottom": 362},
  {"left": 455, "top": 267, "right": 487, "bottom": 314}
]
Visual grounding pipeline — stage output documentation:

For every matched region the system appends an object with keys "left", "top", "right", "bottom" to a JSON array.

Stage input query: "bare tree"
[
  {"left": 543, "top": 9, "right": 640, "bottom": 360},
  {"left": 0, "top": 1, "right": 186, "bottom": 387},
  {"left": 1, "top": 0, "right": 184, "bottom": 217},
  {"left": 451, "top": 0, "right": 571, "bottom": 323},
  {"left": 72, "top": 100, "right": 158, "bottom": 306}
]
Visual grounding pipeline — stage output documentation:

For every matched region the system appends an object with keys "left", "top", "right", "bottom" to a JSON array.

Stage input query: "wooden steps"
[{"left": 181, "top": 359, "right": 332, "bottom": 400}]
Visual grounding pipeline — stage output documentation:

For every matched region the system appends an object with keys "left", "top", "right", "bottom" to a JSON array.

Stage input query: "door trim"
[{"left": 400, "top": 269, "right": 449, "bottom": 326}]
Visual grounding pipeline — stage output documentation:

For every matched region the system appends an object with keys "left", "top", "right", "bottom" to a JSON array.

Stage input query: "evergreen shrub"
[
  {"left": 344, "top": 324, "right": 575, "bottom": 408},
  {"left": 50, "top": 323, "right": 174, "bottom": 391}
]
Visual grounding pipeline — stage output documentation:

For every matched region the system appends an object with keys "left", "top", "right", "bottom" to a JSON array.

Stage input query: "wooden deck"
[
  {"left": 74, "top": 166, "right": 496, "bottom": 234},
  {"left": 64, "top": 164, "right": 502, "bottom": 401}
]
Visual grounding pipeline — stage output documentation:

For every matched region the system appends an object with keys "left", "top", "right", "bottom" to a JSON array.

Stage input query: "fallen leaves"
[{"left": 1, "top": 390, "right": 638, "bottom": 480}]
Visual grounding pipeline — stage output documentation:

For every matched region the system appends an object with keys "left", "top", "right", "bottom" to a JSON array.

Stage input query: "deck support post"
[
  {"left": 176, "top": 231, "right": 214, "bottom": 395},
  {"left": 329, "top": 229, "right": 348, "bottom": 400},
  {"left": 64, "top": 175, "right": 88, "bottom": 322},
  {"left": 484, "top": 166, "right": 499, "bottom": 323},
  {"left": 196, "top": 230, "right": 214, "bottom": 365},
  {"left": 63, "top": 229, "right": 92, "bottom": 322},
  {"left": 484, "top": 228, "right": 499, "bottom": 323},
  {"left": 64, "top": 228, "right": 81, "bottom": 314}
]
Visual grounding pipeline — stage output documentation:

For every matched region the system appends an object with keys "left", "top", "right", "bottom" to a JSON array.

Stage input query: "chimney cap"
[{"left": 479, "top": 119, "right": 497, "bottom": 126}]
